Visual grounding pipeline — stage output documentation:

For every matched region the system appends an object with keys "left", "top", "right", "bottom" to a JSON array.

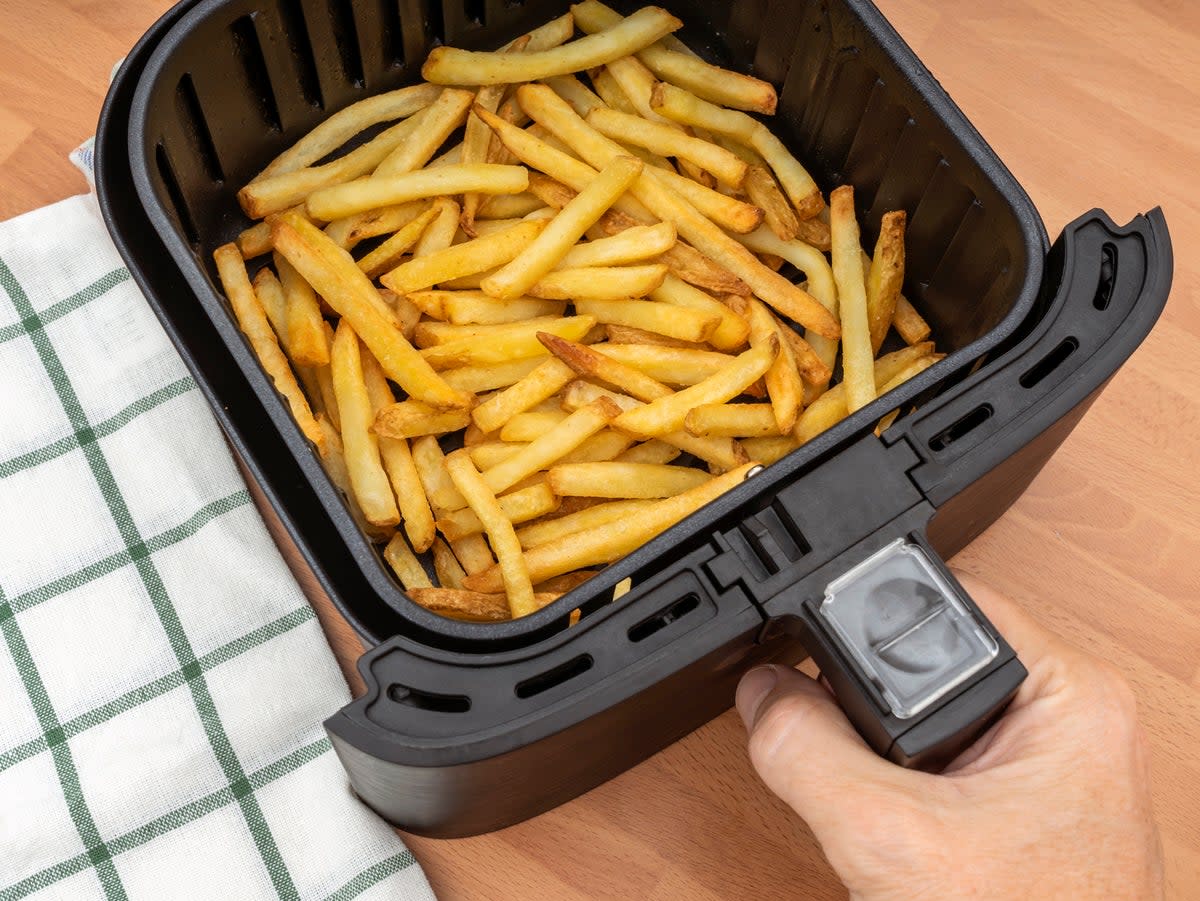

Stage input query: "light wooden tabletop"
[{"left": 3, "top": 1, "right": 1199, "bottom": 898}]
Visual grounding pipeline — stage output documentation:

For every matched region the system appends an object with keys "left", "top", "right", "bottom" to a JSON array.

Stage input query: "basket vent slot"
[
  {"left": 1020, "top": 337, "right": 1078, "bottom": 390},
  {"left": 154, "top": 143, "right": 199, "bottom": 246},
  {"left": 1094, "top": 243, "right": 1117, "bottom": 310},
  {"left": 174, "top": 74, "right": 223, "bottom": 183},
  {"left": 516, "top": 654, "right": 593, "bottom": 699},
  {"left": 629, "top": 594, "right": 700, "bottom": 643},
  {"left": 929, "top": 403, "right": 992, "bottom": 452},
  {"left": 387, "top": 683, "right": 470, "bottom": 712},
  {"left": 735, "top": 505, "right": 809, "bottom": 576},
  {"left": 279, "top": 0, "right": 323, "bottom": 108},
  {"left": 425, "top": 0, "right": 446, "bottom": 45},
  {"left": 378, "top": 0, "right": 406, "bottom": 67},
  {"left": 463, "top": 0, "right": 486, "bottom": 26},
  {"left": 230, "top": 15, "right": 282, "bottom": 131},
  {"left": 328, "top": 0, "right": 365, "bottom": 87}
]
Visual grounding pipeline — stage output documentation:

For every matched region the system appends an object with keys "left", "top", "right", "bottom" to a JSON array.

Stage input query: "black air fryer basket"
[{"left": 96, "top": 0, "right": 1172, "bottom": 837}]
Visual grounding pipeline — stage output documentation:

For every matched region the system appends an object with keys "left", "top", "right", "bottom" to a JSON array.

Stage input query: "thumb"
[{"left": 736, "top": 665, "right": 915, "bottom": 835}]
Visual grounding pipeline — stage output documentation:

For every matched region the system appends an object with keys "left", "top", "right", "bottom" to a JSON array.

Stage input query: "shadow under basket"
[{"left": 97, "top": 0, "right": 1173, "bottom": 836}]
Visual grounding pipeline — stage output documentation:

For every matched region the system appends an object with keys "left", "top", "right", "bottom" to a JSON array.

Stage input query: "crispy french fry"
[
  {"left": 867, "top": 211, "right": 907, "bottom": 354},
  {"left": 612, "top": 339, "right": 777, "bottom": 438},
  {"left": 272, "top": 254, "right": 329, "bottom": 366},
  {"left": 829, "top": 185, "right": 875, "bottom": 413},
  {"left": 744, "top": 165, "right": 800, "bottom": 242},
  {"left": 306, "top": 163, "right": 530, "bottom": 221},
  {"left": 441, "top": 358, "right": 544, "bottom": 393},
  {"left": 213, "top": 244, "right": 324, "bottom": 452},
  {"left": 603, "top": 55, "right": 672, "bottom": 123},
  {"left": 383, "top": 534, "right": 434, "bottom": 589},
  {"left": 534, "top": 571, "right": 596, "bottom": 594},
  {"left": 446, "top": 450, "right": 537, "bottom": 617},
  {"left": 374, "top": 401, "right": 473, "bottom": 439},
  {"left": 465, "top": 463, "right": 755, "bottom": 592},
  {"left": 324, "top": 200, "right": 430, "bottom": 250},
  {"left": 469, "top": 442, "right": 525, "bottom": 470},
  {"left": 414, "top": 198, "right": 462, "bottom": 258},
  {"left": 484, "top": 155, "right": 644, "bottom": 299},
  {"left": 776, "top": 319, "right": 834, "bottom": 388},
  {"left": 539, "top": 332, "right": 671, "bottom": 401},
  {"left": 422, "top": 6, "right": 682, "bottom": 85},
  {"left": 436, "top": 482, "right": 561, "bottom": 541},
  {"left": 330, "top": 320, "right": 400, "bottom": 527},
  {"left": 316, "top": 415, "right": 391, "bottom": 541},
  {"left": 741, "top": 435, "right": 801, "bottom": 464},
  {"left": 500, "top": 410, "right": 570, "bottom": 442},
  {"left": 615, "top": 440, "right": 681, "bottom": 465},
  {"left": 574, "top": 298, "right": 718, "bottom": 343},
  {"left": 649, "top": 275, "right": 749, "bottom": 351},
  {"left": 381, "top": 220, "right": 546, "bottom": 295},
  {"left": 270, "top": 213, "right": 474, "bottom": 409},
  {"left": 516, "top": 498, "right": 657, "bottom": 549},
  {"left": 431, "top": 537, "right": 467, "bottom": 588},
  {"left": 415, "top": 291, "right": 566, "bottom": 325},
  {"left": 557, "top": 222, "right": 676, "bottom": 269},
  {"left": 603, "top": 324, "right": 705, "bottom": 349},
  {"left": 655, "top": 242, "right": 750, "bottom": 295},
  {"left": 592, "top": 343, "right": 735, "bottom": 385},
  {"left": 590, "top": 65, "right": 640, "bottom": 114},
  {"left": 476, "top": 193, "right": 548, "bottom": 219},
  {"left": 406, "top": 587, "right": 512, "bottom": 622},
  {"left": 894, "top": 295, "right": 932, "bottom": 345},
  {"left": 528, "top": 265, "right": 668, "bottom": 300},
  {"left": 355, "top": 206, "right": 440, "bottom": 279},
  {"left": 559, "top": 429, "right": 637, "bottom": 463},
  {"left": 421, "top": 316, "right": 595, "bottom": 369},
  {"left": 746, "top": 298, "right": 803, "bottom": 432},
  {"left": 451, "top": 533, "right": 496, "bottom": 575},
  {"left": 412, "top": 436, "right": 465, "bottom": 513},
  {"left": 472, "top": 357, "right": 576, "bottom": 433},
  {"left": 236, "top": 220, "right": 275, "bottom": 259},
  {"left": 586, "top": 107, "right": 748, "bottom": 188},
  {"left": 542, "top": 73, "right": 608, "bottom": 116},
  {"left": 548, "top": 462, "right": 711, "bottom": 498},
  {"left": 361, "top": 352, "right": 437, "bottom": 551},
  {"left": 375, "top": 88, "right": 476, "bottom": 177},
  {"left": 685, "top": 403, "right": 783, "bottom": 438},
  {"left": 383, "top": 289, "right": 422, "bottom": 341}
]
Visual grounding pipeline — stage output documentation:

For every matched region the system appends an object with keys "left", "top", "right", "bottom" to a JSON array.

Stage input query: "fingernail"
[{"left": 736, "top": 665, "right": 779, "bottom": 731}]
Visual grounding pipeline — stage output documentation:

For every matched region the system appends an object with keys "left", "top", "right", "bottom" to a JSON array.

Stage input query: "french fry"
[
  {"left": 776, "top": 318, "right": 834, "bottom": 387},
  {"left": 421, "top": 316, "right": 596, "bottom": 369},
  {"left": 894, "top": 295, "right": 932, "bottom": 345},
  {"left": 592, "top": 343, "right": 735, "bottom": 386},
  {"left": 383, "top": 534, "right": 434, "bottom": 590},
  {"left": 270, "top": 212, "right": 474, "bottom": 409},
  {"left": 476, "top": 193, "right": 547, "bottom": 219},
  {"left": 324, "top": 200, "right": 430, "bottom": 250},
  {"left": 213, "top": 244, "right": 324, "bottom": 452},
  {"left": 603, "top": 55, "right": 673, "bottom": 123},
  {"left": 469, "top": 442, "right": 524, "bottom": 470},
  {"left": 472, "top": 357, "right": 576, "bottom": 433},
  {"left": 655, "top": 242, "right": 750, "bottom": 296},
  {"left": 483, "top": 155, "right": 645, "bottom": 299},
  {"left": 589, "top": 65, "right": 640, "bottom": 114},
  {"left": 406, "top": 587, "right": 512, "bottom": 622},
  {"left": 548, "top": 462, "right": 711, "bottom": 498},
  {"left": 558, "top": 429, "right": 637, "bottom": 464},
  {"left": 744, "top": 165, "right": 801, "bottom": 242},
  {"left": 603, "top": 324, "right": 705, "bottom": 349},
  {"left": 612, "top": 339, "right": 778, "bottom": 438},
  {"left": 528, "top": 265, "right": 668, "bottom": 300},
  {"left": 516, "top": 498, "right": 658, "bottom": 549},
  {"left": 446, "top": 450, "right": 538, "bottom": 617},
  {"left": 557, "top": 222, "right": 676, "bottom": 268},
  {"left": 586, "top": 107, "right": 748, "bottom": 188},
  {"left": 383, "top": 289, "right": 423, "bottom": 341},
  {"left": 436, "top": 482, "right": 561, "bottom": 541},
  {"left": 431, "top": 537, "right": 467, "bottom": 588},
  {"left": 414, "top": 198, "right": 462, "bottom": 258},
  {"left": 315, "top": 415, "right": 391, "bottom": 541},
  {"left": 542, "top": 73, "right": 607, "bottom": 117},
  {"left": 374, "top": 401, "right": 473, "bottom": 438},
  {"left": 422, "top": 291, "right": 567, "bottom": 325},
  {"left": 355, "top": 206, "right": 440, "bottom": 279},
  {"left": 685, "top": 403, "right": 783, "bottom": 438},
  {"left": 829, "top": 185, "right": 875, "bottom": 413},
  {"left": 381, "top": 219, "right": 546, "bottom": 295},
  {"left": 362, "top": 353, "right": 438, "bottom": 552},
  {"left": 412, "top": 436, "right": 465, "bottom": 512},
  {"left": 534, "top": 571, "right": 597, "bottom": 594},
  {"left": 480, "top": 397, "right": 622, "bottom": 495},
  {"left": 866, "top": 211, "right": 907, "bottom": 354},
  {"left": 422, "top": 6, "right": 682, "bottom": 85},
  {"left": 236, "top": 220, "right": 276, "bottom": 259},
  {"left": 574, "top": 298, "right": 718, "bottom": 343},
  {"left": 465, "top": 463, "right": 755, "bottom": 592},
  {"left": 615, "top": 440, "right": 681, "bottom": 465},
  {"left": 330, "top": 321, "right": 400, "bottom": 527},
  {"left": 649, "top": 275, "right": 749, "bottom": 351},
  {"left": 539, "top": 332, "right": 671, "bottom": 401},
  {"left": 252, "top": 83, "right": 442, "bottom": 182},
  {"left": 442, "top": 358, "right": 545, "bottom": 393},
  {"left": 747, "top": 298, "right": 804, "bottom": 432},
  {"left": 375, "top": 88, "right": 476, "bottom": 177},
  {"left": 741, "top": 435, "right": 801, "bottom": 464},
  {"left": 306, "top": 163, "right": 530, "bottom": 221},
  {"left": 451, "top": 532, "right": 496, "bottom": 575},
  {"left": 500, "top": 410, "right": 570, "bottom": 442}
]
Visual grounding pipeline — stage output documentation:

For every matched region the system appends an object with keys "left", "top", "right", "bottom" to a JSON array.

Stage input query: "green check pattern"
[{"left": 0, "top": 196, "right": 435, "bottom": 900}]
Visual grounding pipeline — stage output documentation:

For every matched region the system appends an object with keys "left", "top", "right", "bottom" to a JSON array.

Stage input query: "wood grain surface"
[{"left": 2, "top": 1, "right": 1198, "bottom": 897}]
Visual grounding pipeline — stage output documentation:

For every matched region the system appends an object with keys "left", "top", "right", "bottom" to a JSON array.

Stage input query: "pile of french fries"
[{"left": 213, "top": 2, "right": 941, "bottom": 624}]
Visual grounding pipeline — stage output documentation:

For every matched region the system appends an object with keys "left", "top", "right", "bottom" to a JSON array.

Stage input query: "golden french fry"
[
  {"left": 744, "top": 165, "right": 801, "bottom": 242},
  {"left": 499, "top": 410, "right": 569, "bottom": 443},
  {"left": 539, "top": 332, "right": 671, "bottom": 401},
  {"left": 324, "top": 200, "right": 430, "bottom": 250},
  {"left": 741, "top": 435, "right": 801, "bottom": 464},
  {"left": 558, "top": 429, "right": 636, "bottom": 464},
  {"left": 589, "top": 65, "right": 640, "bottom": 114},
  {"left": 272, "top": 254, "right": 328, "bottom": 366},
  {"left": 446, "top": 450, "right": 537, "bottom": 617},
  {"left": 464, "top": 463, "right": 755, "bottom": 592},
  {"left": 406, "top": 587, "right": 511, "bottom": 622},
  {"left": 528, "top": 265, "right": 668, "bottom": 300},
  {"left": 375, "top": 88, "right": 476, "bottom": 177},
  {"left": 574, "top": 298, "right": 718, "bottom": 344},
  {"left": 421, "top": 316, "right": 596, "bottom": 369},
  {"left": 270, "top": 213, "right": 474, "bottom": 409},
  {"left": 236, "top": 220, "right": 275, "bottom": 259},
  {"left": 471, "top": 357, "right": 577, "bottom": 434},
  {"left": 436, "top": 482, "right": 561, "bottom": 541},
  {"left": 503, "top": 11, "right": 577, "bottom": 52},
  {"left": 441, "top": 357, "right": 544, "bottom": 393},
  {"left": 422, "top": 6, "right": 682, "bottom": 85},
  {"left": 557, "top": 222, "right": 676, "bottom": 269},
  {"left": 516, "top": 498, "right": 657, "bottom": 549},
  {"left": 412, "top": 435, "right": 465, "bottom": 512},
  {"left": 253, "top": 83, "right": 442, "bottom": 182},
  {"left": 534, "top": 571, "right": 596, "bottom": 595},
  {"left": 548, "top": 461, "right": 711, "bottom": 498},
  {"left": 586, "top": 107, "right": 748, "bottom": 188},
  {"left": 776, "top": 319, "right": 833, "bottom": 388},
  {"left": 382, "top": 289, "right": 422, "bottom": 341},
  {"left": 451, "top": 533, "right": 496, "bottom": 575},
  {"left": 315, "top": 415, "right": 391, "bottom": 541},
  {"left": 649, "top": 275, "right": 749, "bottom": 351},
  {"left": 867, "top": 211, "right": 907, "bottom": 353},
  {"left": 612, "top": 339, "right": 777, "bottom": 438},
  {"left": 384, "top": 533, "right": 434, "bottom": 590},
  {"left": 746, "top": 298, "right": 803, "bottom": 432},
  {"left": 603, "top": 55, "right": 671, "bottom": 123},
  {"left": 655, "top": 242, "right": 750, "bottom": 296},
  {"left": 603, "top": 323, "right": 706, "bottom": 349},
  {"left": 381, "top": 220, "right": 546, "bottom": 295},
  {"left": 414, "top": 198, "right": 462, "bottom": 259},
  {"left": 361, "top": 352, "right": 437, "bottom": 552},
  {"left": 894, "top": 295, "right": 932, "bottom": 345},
  {"left": 469, "top": 442, "right": 525, "bottom": 470},
  {"left": 476, "top": 193, "right": 548, "bottom": 220},
  {"left": 431, "top": 537, "right": 467, "bottom": 588},
  {"left": 614, "top": 440, "right": 681, "bottom": 465},
  {"left": 484, "top": 155, "right": 645, "bottom": 299},
  {"left": 829, "top": 185, "right": 875, "bottom": 413},
  {"left": 306, "top": 163, "right": 530, "bottom": 221},
  {"left": 330, "top": 320, "right": 400, "bottom": 527},
  {"left": 542, "top": 73, "right": 608, "bottom": 116},
  {"left": 416, "top": 291, "right": 566, "bottom": 325},
  {"left": 213, "top": 244, "right": 324, "bottom": 452},
  {"left": 592, "top": 343, "right": 735, "bottom": 385},
  {"left": 374, "top": 401, "right": 473, "bottom": 439},
  {"left": 354, "top": 206, "right": 440, "bottom": 279},
  {"left": 685, "top": 403, "right": 783, "bottom": 438}
]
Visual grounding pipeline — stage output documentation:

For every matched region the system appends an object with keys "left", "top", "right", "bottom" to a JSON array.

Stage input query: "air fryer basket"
[{"left": 99, "top": 0, "right": 1172, "bottom": 835}]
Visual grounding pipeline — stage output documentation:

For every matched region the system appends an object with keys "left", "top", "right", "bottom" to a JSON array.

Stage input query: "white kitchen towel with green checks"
[{"left": 0, "top": 194, "right": 436, "bottom": 901}]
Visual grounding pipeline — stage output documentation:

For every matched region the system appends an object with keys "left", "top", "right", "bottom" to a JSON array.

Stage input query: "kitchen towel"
[{"left": 0, "top": 192, "right": 436, "bottom": 901}]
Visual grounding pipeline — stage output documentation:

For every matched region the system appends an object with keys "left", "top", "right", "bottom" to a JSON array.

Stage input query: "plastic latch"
[{"left": 818, "top": 539, "right": 998, "bottom": 719}]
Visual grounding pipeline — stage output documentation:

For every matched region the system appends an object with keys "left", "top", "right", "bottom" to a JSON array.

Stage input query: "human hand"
[{"left": 735, "top": 572, "right": 1163, "bottom": 900}]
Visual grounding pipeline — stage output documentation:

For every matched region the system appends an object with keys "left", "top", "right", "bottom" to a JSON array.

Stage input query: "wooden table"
[{"left": 4, "top": 1, "right": 1199, "bottom": 897}]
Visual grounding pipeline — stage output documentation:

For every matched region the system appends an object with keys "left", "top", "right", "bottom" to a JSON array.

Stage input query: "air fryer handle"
[{"left": 792, "top": 535, "right": 1025, "bottom": 770}]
